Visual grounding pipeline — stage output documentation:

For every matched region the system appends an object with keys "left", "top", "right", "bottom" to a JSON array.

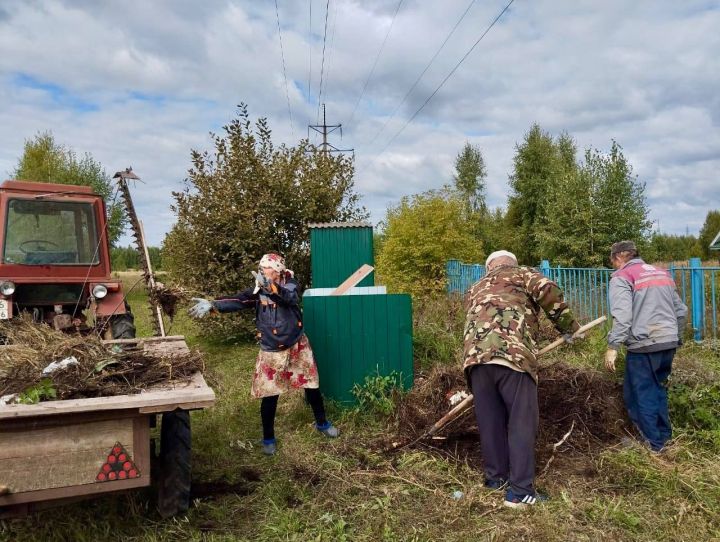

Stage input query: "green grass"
[{"left": 2, "top": 274, "right": 720, "bottom": 541}]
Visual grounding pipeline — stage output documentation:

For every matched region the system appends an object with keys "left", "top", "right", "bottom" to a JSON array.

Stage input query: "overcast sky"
[{"left": 0, "top": 0, "right": 718, "bottom": 246}]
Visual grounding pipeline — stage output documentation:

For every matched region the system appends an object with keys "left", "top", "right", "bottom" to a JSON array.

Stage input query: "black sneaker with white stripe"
[{"left": 503, "top": 489, "right": 548, "bottom": 508}]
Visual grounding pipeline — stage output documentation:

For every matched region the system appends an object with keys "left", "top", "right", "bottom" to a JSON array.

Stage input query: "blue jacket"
[{"left": 213, "top": 278, "right": 304, "bottom": 352}]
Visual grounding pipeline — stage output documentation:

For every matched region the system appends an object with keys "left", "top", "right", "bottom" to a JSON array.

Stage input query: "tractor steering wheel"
[{"left": 18, "top": 239, "right": 60, "bottom": 254}]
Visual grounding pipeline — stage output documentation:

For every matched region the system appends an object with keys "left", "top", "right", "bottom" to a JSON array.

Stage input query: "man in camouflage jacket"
[{"left": 463, "top": 250, "right": 579, "bottom": 508}]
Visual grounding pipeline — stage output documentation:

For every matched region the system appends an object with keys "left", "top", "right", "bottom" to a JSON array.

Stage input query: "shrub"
[{"left": 352, "top": 371, "right": 403, "bottom": 416}]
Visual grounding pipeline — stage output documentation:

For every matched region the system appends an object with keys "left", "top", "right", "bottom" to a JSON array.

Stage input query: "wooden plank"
[
  {"left": 139, "top": 399, "right": 214, "bottom": 414},
  {"left": 330, "top": 264, "right": 374, "bottom": 296},
  {"left": 0, "top": 476, "right": 148, "bottom": 507},
  {"left": 0, "top": 410, "right": 138, "bottom": 432},
  {"left": 103, "top": 335, "right": 186, "bottom": 345},
  {"left": 2, "top": 449, "right": 124, "bottom": 493},
  {"left": 0, "top": 418, "right": 133, "bottom": 460},
  {"left": 132, "top": 416, "right": 151, "bottom": 477},
  {"left": 0, "top": 418, "right": 136, "bottom": 493},
  {"left": 0, "top": 372, "right": 214, "bottom": 420}
]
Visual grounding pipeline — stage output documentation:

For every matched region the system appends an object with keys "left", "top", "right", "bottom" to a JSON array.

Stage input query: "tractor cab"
[{"left": 0, "top": 180, "right": 133, "bottom": 337}]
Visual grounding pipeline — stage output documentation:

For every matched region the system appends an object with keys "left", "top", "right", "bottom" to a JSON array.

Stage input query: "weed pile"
[
  {"left": 392, "top": 361, "right": 626, "bottom": 468},
  {"left": 0, "top": 317, "right": 204, "bottom": 401}
]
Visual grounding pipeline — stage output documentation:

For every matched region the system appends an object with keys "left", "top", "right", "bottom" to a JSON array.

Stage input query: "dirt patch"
[
  {"left": 191, "top": 468, "right": 260, "bottom": 499},
  {"left": 290, "top": 465, "right": 323, "bottom": 487},
  {"left": 390, "top": 362, "right": 627, "bottom": 471}
]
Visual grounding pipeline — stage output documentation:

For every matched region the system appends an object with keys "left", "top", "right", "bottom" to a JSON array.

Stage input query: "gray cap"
[{"left": 610, "top": 240, "right": 637, "bottom": 255}]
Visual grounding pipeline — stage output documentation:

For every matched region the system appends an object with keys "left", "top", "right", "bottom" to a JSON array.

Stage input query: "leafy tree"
[
  {"left": 453, "top": 142, "right": 487, "bottom": 215},
  {"left": 375, "top": 189, "right": 483, "bottom": 297},
  {"left": 589, "top": 141, "right": 651, "bottom": 259},
  {"left": 163, "top": 105, "right": 366, "bottom": 339},
  {"left": 537, "top": 141, "right": 651, "bottom": 267},
  {"left": 14, "top": 133, "right": 125, "bottom": 244},
  {"left": 645, "top": 233, "right": 701, "bottom": 263},
  {"left": 479, "top": 207, "right": 509, "bottom": 255},
  {"left": 535, "top": 162, "right": 593, "bottom": 266},
  {"left": 505, "top": 124, "right": 574, "bottom": 264},
  {"left": 699, "top": 210, "right": 720, "bottom": 259},
  {"left": 111, "top": 245, "right": 162, "bottom": 271}
]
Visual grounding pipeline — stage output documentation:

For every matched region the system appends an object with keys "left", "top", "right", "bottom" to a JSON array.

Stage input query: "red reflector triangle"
[{"left": 96, "top": 441, "right": 141, "bottom": 482}]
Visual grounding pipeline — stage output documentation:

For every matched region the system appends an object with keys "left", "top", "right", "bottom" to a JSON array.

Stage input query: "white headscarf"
[{"left": 485, "top": 250, "right": 517, "bottom": 267}]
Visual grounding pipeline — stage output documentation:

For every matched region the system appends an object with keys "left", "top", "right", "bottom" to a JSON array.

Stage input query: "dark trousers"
[
  {"left": 469, "top": 364, "right": 538, "bottom": 496},
  {"left": 260, "top": 388, "right": 328, "bottom": 441},
  {"left": 624, "top": 349, "right": 675, "bottom": 451}
]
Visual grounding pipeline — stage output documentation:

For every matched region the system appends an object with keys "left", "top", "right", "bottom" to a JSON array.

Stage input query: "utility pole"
[{"left": 308, "top": 104, "right": 354, "bottom": 155}]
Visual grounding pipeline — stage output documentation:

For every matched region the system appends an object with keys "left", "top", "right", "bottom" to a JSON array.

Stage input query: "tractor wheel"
[
  {"left": 110, "top": 305, "right": 136, "bottom": 339},
  {"left": 157, "top": 410, "right": 192, "bottom": 518}
]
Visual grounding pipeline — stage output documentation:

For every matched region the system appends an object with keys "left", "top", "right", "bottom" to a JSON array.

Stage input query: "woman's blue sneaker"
[
  {"left": 503, "top": 489, "right": 548, "bottom": 509},
  {"left": 315, "top": 421, "right": 340, "bottom": 438},
  {"left": 261, "top": 438, "right": 277, "bottom": 455}
]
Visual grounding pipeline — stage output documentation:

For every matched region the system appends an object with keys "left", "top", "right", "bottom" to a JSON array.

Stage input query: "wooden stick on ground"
[
  {"left": 392, "top": 315, "right": 607, "bottom": 450},
  {"left": 539, "top": 420, "right": 575, "bottom": 477}
]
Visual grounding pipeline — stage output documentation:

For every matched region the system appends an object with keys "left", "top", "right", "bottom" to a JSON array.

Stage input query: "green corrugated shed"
[
  {"left": 303, "top": 293, "right": 413, "bottom": 403},
  {"left": 309, "top": 222, "right": 374, "bottom": 288}
]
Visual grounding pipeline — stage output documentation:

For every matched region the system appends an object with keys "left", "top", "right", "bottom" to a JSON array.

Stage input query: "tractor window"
[{"left": 3, "top": 199, "right": 100, "bottom": 265}]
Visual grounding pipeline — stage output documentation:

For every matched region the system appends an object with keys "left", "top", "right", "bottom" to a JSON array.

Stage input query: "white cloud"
[{"left": 0, "top": 0, "right": 717, "bottom": 248}]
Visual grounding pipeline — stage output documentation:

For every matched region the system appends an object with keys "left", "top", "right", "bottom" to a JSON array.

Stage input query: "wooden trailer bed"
[{"left": 0, "top": 336, "right": 215, "bottom": 515}]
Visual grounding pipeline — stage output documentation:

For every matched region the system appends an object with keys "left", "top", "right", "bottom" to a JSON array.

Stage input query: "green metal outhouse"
[
  {"left": 303, "top": 222, "right": 413, "bottom": 404},
  {"left": 309, "top": 222, "right": 375, "bottom": 288},
  {"left": 303, "top": 291, "right": 413, "bottom": 403}
]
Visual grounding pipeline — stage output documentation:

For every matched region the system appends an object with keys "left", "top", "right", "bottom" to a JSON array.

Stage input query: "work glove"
[
  {"left": 189, "top": 298, "right": 214, "bottom": 318},
  {"left": 252, "top": 271, "right": 272, "bottom": 294},
  {"left": 604, "top": 348, "right": 618, "bottom": 372},
  {"left": 563, "top": 332, "right": 585, "bottom": 345}
]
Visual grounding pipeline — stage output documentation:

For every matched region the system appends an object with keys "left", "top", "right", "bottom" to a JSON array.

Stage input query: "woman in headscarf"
[{"left": 189, "top": 253, "right": 339, "bottom": 455}]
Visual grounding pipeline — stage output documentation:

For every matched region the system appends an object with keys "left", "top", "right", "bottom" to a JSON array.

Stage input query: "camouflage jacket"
[{"left": 463, "top": 265, "right": 579, "bottom": 382}]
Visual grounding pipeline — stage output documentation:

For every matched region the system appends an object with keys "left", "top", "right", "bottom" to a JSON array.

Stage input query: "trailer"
[{"left": 0, "top": 335, "right": 215, "bottom": 518}]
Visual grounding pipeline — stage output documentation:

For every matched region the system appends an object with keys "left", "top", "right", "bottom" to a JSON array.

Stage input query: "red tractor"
[
  {"left": 0, "top": 177, "right": 214, "bottom": 518},
  {"left": 0, "top": 180, "right": 134, "bottom": 338}
]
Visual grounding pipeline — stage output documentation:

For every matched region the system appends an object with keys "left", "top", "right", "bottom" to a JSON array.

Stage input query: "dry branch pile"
[
  {"left": 392, "top": 361, "right": 626, "bottom": 467},
  {"left": 0, "top": 317, "right": 204, "bottom": 401},
  {"left": 150, "top": 283, "right": 192, "bottom": 320}
]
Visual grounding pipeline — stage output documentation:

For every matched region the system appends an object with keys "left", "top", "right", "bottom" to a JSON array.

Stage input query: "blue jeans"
[{"left": 624, "top": 349, "right": 675, "bottom": 451}]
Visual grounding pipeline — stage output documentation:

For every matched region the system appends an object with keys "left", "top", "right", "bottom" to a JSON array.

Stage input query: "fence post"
[
  {"left": 540, "top": 260, "right": 551, "bottom": 277},
  {"left": 689, "top": 257, "right": 705, "bottom": 342}
]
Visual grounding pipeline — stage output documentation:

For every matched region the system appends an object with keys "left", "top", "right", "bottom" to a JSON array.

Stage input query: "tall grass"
[{"left": 412, "top": 294, "right": 464, "bottom": 369}]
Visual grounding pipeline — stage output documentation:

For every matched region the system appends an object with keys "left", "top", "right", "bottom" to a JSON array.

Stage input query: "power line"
[
  {"left": 316, "top": 0, "right": 331, "bottom": 123},
  {"left": 377, "top": 0, "right": 514, "bottom": 157},
  {"left": 366, "top": 0, "right": 477, "bottom": 147},
  {"left": 322, "top": 1, "right": 338, "bottom": 108},
  {"left": 320, "top": 0, "right": 339, "bottom": 105},
  {"left": 308, "top": 0, "right": 312, "bottom": 105},
  {"left": 274, "top": 0, "right": 295, "bottom": 137},
  {"left": 348, "top": 0, "right": 404, "bottom": 126}
]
